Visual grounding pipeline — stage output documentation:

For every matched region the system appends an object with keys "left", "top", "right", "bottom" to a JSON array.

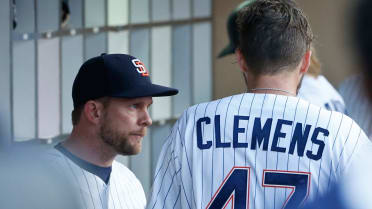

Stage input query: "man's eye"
[{"left": 130, "top": 104, "right": 138, "bottom": 109}]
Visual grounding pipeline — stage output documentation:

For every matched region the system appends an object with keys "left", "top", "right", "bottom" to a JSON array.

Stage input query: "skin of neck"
[
  {"left": 63, "top": 127, "right": 116, "bottom": 167},
  {"left": 244, "top": 70, "right": 300, "bottom": 96},
  {"left": 236, "top": 49, "right": 311, "bottom": 96},
  {"left": 62, "top": 102, "right": 117, "bottom": 167}
]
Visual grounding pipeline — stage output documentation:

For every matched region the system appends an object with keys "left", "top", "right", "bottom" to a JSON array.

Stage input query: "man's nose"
[{"left": 140, "top": 109, "right": 152, "bottom": 127}]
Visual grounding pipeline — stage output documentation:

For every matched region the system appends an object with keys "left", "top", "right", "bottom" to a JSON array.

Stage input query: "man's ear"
[
  {"left": 83, "top": 100, "right": 104, "bottom": 125},
  {"left": 235, "top": 49, "right": 248, "bottom": 73},
  {"left": 300, "top": 50, "right": 312, "bottom": 74}
]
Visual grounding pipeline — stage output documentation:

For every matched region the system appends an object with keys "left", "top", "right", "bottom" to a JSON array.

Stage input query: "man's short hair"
[
  {"left": 237, "top": 0, "right": 313, "bottom": 75},
  {"left": 71, "top": 97, "right": 111, "bottom": 126}
]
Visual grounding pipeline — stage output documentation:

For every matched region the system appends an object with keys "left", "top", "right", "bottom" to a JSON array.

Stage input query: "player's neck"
[
  {"left": 63, "top": 128, "right": 116, "bottom": 167},
  {"left": 245, "top": 71, "right": 299, "bottom": 97}
]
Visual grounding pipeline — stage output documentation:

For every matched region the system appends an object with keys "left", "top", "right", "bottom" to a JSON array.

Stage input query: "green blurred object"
[{"left": 218, "top": 0, "right": 256, "bottom": 58}]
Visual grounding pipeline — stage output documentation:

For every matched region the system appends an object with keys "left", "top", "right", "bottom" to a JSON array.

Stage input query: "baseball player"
[
  {"left": 146, "top": 1, "right": 372, "bottom": 209},
  {"left": 45, "top": 53, "right": 178, "bottom": 209},
  {"left": 338, "top": 74, "right": 372, "bottom": 139},
  {"left": 337, "top": 0, "right": 372, "bottom": 140},
  {"left": 218, "top": 0, "right": 346, "bottom": 114},
  {"left": 298, "top": 1, "right": 372, "bottom": 208}
]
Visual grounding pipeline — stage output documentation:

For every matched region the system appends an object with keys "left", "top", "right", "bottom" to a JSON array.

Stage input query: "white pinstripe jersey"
[
  {"left": 46, "top": 149, "right": 146, "bottom": 209},
  {"left": 298, "top": 75, "right": 346, "bottom": 113},
  {"left": 339, "top": 74, "right": 372, "bottom": 139},
  {"left": 147, "top": 93, "right": 372, "bottom": 209}
]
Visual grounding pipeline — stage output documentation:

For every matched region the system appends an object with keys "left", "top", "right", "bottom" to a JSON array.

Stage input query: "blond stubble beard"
[{"left": 99, "top": 113, "right": 141, "bottom": 156}]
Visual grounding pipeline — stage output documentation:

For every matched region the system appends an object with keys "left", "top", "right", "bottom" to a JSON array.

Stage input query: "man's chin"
[{"left": 116, "top": 144, "right": 142, "bottom": 156}]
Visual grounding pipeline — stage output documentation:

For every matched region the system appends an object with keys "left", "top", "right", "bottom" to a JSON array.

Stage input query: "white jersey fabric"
[
  {"left": 147, "top": 93, "right": 372, "bottom": 209},
  {"left": 298, "top": 75, "right": 346, "bottom": 113},
  {"left": 339, "top": 74, "right": 372, "bottom": 139},
  {"left": 46, "top": 149, "right": 146, "bottom": 209},
  {"left": 300, "top": 154, "right": 372, "bottom": 209}
]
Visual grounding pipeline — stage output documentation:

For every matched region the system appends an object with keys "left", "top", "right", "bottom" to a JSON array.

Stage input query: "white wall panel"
[
  {"left": 152, "top": 0, "right": 170, "bottom": 22},
  {"left": 84, "top": 33, "right": 107, "bottom": 61},
  {"left": 108, "top": 31, "right": 129, "bottom": 54},
  {"left": 14, "top": 0, "right": 35, "bottom": 33},
  {"left": 108, "top": 0, "right": 128, "bottom": 26},
  {"left": 68, "top": 0, "right": 83, "bottom": 29},
  {"left": 151, "top": 26, "right": 172, "bottom": 121},
  {"left": 61, "top": 36, "right": 83, "bottom": 134},
  {"left": 193, "top": 22, "right": 212, "bottom": 104},
  {"left": 37, "top": 38, "right": 60, "bottom": 139},
  {"left": 130, "top": 29, "right": 150, "bottom": 68},
  {"left": 85, "top": 0, "right": 106, "bottom": 28},
  {"left": 37, "top": 0, "right": 59, "bottom": 33},
  {"left": 193, "top": 0, "right": 211, "bottom": 18},
  {"left": 172, "top": 25, "right": 192, "bottom": 117},
  {"left": 13, "top": 41, "right": 36, "bottom": 141},
  {"left": 172, "top": 0, "right": 191, "bottom": 20},
  {"left": 130, "top": 0, "right": 149, "bottom": 24}
]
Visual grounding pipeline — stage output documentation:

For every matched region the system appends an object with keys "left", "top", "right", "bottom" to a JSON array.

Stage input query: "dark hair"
[
  {"left": 71, "top": 97, "right": 111, "bottom": 126},
  {"left": 237, "top": 0, "right": 313, "bottom": 75},
  {"left": 354, "top": 0, "right": 372, "bottom": 78}
]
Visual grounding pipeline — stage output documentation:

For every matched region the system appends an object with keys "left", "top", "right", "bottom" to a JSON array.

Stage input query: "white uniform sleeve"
[{"left": 147, "top": 115, "right": 185, "bottom": 209}]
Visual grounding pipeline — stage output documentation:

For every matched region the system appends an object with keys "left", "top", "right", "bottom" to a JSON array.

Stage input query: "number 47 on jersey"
[{"left": 206, "top": 167, "right": 311, "bottom": 209}]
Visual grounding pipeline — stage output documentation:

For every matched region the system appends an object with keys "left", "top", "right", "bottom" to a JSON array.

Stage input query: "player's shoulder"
[
  {"left": 39, "top": 146, "right": 79, "bottom": 179},
  {"left": 112, "top": 160, "right": 139, "bottom": 179},
  {"left": 326, "top": 108, "right": 353, "bottom": 122},
  {"left": 324, "top": 107, "right": 369, "bottom": 142},
  {"left": 43, "top": 146, "right": 65, "bottom": 162},
  {"left": 295, "top": 96, "right": 349, "bottom": 121},
  {"left": 310, "top": 100, "right": 351, "bottom": 121}
]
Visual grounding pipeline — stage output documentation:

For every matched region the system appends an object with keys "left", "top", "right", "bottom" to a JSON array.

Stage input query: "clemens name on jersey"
[
  {"left": 147, "top": 93, "right": 372, "bottom": 209},
  {"left": 196, "top": 112, "right": 326, "bottom": 161}
]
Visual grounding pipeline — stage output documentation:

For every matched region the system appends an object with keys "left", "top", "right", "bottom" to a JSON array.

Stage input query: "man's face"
[{"left": 98, "top": 97, "right": 153, "bottom": 155}]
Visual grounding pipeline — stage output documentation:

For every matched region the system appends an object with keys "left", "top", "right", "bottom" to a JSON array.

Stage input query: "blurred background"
[{"left": 0, "top": 0, "right": 359, "bottom": 197}]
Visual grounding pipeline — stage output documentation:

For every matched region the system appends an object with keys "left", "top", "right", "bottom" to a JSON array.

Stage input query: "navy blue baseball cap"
[{"left": 72, "top": 53, "right": 178, "bottom": 108}]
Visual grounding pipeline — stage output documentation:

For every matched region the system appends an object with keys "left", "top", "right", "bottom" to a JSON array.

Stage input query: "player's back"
[{"left": 148, "top": 93, "right": 372, "bottom": 209}]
